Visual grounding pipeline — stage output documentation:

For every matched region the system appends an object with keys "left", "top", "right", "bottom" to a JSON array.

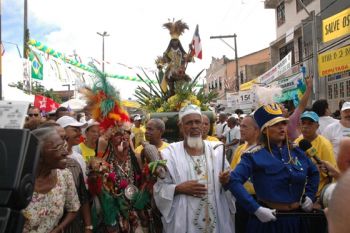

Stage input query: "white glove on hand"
[
  {"left": 301, "top": 196, "right": 313, "bottom": 212},
  {"left": 254, "top": 207, "right": 277, "bottom": 223}
]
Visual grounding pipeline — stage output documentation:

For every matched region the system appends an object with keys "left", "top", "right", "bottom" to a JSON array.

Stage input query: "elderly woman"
[
  {"left": 220, "top": 103, "right": 320, "bottom": 233},
  {"left": 23, "top": 127, "right": 80, "bottom": 233}
]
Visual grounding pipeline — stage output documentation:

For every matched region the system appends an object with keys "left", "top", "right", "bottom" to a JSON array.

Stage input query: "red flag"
[
  {"left": 191, "top": 25, "right": 202, "bottom": 59},
  {"left": 34, "top": 95, "right": 60, "bottom": 113}
]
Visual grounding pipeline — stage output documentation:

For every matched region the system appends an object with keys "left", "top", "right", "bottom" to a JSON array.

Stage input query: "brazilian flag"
[{"left": 29, "top": 51, "right": 43, "bottom": 80}]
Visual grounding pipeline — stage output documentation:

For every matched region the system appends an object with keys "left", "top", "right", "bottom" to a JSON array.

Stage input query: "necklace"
[{"left": 185, "top": 148, "right": 205, "bottom": 175}]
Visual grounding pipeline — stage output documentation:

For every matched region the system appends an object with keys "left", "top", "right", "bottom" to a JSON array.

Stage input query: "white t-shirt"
[
  {"left": 215, "top": 122, "right": 229, "bottom": 138},
  {"left": 68, "top": 151, "right": 87, "bottom": 181},
  {"left": 318, "top": 116, "right": 338, "bottom": 135},
  {"left": 224, "top": 126, "right": 241, "bottom": 151},
  {"left": 323, "top": 121, "right": 350, "bottom": 158}
]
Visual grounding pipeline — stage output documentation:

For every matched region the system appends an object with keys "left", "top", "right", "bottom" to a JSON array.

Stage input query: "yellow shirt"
[
  {"left": 79, "top": 142, "right": 96, "bottom": 162},
  {"left": 132, "top": 126, "right": 146, "bottom": 148},
  {"left": 295, "top": 135, "right": 337, "bottom": 196},
  {"left": 230, "top": 143, "right": 255, "bottom": 194},
  {"left": 134, "top": 141, "right": 170, "bottom": 155},
  {"left": 205, "top": 136, "right": 220, "bottom": 141}
]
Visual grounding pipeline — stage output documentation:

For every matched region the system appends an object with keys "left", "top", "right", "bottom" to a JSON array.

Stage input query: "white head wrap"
[{"left": 179, "top": 104, "right": 201, "bottom": 121}]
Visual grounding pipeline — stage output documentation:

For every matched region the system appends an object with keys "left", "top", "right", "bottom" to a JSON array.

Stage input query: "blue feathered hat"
[{"left": 253, "top": 103, "right": 288, "bottom": 131}]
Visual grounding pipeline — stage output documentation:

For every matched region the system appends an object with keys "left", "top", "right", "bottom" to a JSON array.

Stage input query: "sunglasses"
[{"left": 28, "top": 113, "right": 40, "bottom": 117}]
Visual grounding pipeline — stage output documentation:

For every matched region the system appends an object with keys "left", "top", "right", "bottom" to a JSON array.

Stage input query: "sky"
[{"left": 2, "top": 0, "right": 276, "bottom": 101}]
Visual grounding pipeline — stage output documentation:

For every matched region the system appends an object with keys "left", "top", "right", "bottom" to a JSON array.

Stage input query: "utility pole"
[
  {"left": 23, "top": 0, "right": 28, "bottom": 59},
  {"left": 0, "top": 0, "right": 2, "bottom": 100},
  {"left": 297, "top": 0, "right": 319, "bottom": 100},
  {"left": 97, "top": 31, "right": 109, "bottom": 72},
  {"left": 210, "top": 34, "right": 239, "bottom": 92}
]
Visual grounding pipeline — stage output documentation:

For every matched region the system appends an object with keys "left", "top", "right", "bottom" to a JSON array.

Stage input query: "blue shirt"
[{"left": 225, "top": 144, "right": 319, "bottom": 214}]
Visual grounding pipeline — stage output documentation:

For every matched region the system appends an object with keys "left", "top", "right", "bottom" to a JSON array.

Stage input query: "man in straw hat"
[
  {"left": 220, "top": 103, "right": 320, "bottom": 233},
  {"left": 154, "top": 104, "right": 235, "bottom": 233}
]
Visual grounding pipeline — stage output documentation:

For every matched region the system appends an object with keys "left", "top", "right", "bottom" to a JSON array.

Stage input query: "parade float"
[{"left": 134, "top": 20, "right": 217, "bottom": 142}]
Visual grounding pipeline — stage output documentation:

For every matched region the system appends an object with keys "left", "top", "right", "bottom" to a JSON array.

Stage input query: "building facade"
[
  {"left": 205, "top": 48, "right": 271, "bottom": 103},
  {"left": 265, "top": 0, "right": 350, "bottom": 111}
]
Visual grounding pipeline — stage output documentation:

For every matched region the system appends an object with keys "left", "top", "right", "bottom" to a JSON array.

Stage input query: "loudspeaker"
[
  {"left": 0, "top": 129, "right": 40, "bottom": 210},
  {"left": 0, "top": 208, "right": 24, "bottom": 233}
]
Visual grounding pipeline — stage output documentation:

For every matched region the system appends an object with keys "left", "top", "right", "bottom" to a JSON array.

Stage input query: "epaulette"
[
  {"left": 289, "top": 142, "right": 298, "bottom": 149},
  {"left": 244, "top": 145, "right": 262, "bottom": 154}
]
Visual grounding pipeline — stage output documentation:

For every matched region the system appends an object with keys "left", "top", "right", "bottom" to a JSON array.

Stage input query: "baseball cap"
[
  {"left": 341, "top": 102, "right": 350, "bottom": 111},
  {"left": 300, "top": 111, "right": 319, "bottom": 123},
  {"left": 83, "top": 119, "right": 100, "bottom": 135},
  {"left": 56, "top": 116, "right": 88, "bottom": 128}
]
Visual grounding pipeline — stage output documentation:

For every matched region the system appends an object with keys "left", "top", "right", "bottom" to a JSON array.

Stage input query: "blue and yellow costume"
[{"left": 224, "top": 104, "right": 320, "bottom": 233}]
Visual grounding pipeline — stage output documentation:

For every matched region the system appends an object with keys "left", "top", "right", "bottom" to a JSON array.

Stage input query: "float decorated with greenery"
[{"left": 134, "top": 19, "right": 217, "bottom": 141}]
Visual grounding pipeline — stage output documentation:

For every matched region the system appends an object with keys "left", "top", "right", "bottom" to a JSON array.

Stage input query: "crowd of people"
[{"left": 20, "top": 89, "right": 350, "bottom": 233}]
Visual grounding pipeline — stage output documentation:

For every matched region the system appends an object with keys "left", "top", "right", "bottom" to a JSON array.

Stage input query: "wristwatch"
[{"left": 85, "top": 225, "right": 93, "bottom": 230}]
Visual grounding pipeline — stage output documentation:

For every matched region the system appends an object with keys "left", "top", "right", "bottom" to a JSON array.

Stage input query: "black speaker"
[
  {"left": 0, "top": 129, "right": 40, "bottom": 209},
  {"left": 0, "top": 208, "right": 24, "bottom": 233}
]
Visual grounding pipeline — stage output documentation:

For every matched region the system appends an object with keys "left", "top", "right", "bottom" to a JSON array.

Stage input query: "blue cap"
[{"left": 300, "top": 111, "right": 319, "bottom": 123}]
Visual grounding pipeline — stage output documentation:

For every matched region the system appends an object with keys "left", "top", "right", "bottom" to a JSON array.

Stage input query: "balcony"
[{"left": 264, "top": 0, "right": 278, "bottom": 9}]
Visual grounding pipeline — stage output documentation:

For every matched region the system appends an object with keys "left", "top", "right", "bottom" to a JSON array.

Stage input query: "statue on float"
[{"left": 156, "top": 19, "right": 194, "bottom": 96}]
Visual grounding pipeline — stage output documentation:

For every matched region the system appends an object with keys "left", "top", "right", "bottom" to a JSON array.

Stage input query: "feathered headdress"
[
  {"left": 163, "top": 19, "right": 189, "bottom": 39},
  {"left": 80, "top": 66, "right": 129, "bottom": 130}
]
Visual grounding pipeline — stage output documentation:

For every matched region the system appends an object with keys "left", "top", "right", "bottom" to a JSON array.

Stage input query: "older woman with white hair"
[{"left": 22, "top": 127, "right": 80, "bottom": 233}]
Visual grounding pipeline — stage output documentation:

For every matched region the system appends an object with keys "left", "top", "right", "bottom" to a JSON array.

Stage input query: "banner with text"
[
  {"left": 322, "top": 7, "right": 350, "bottom": 43},
  {"left": 318, "top": 45, "right": 350, "bottom": 77},
  {"left": 258, "top": 52, "right": 292, "bottom": 84}
]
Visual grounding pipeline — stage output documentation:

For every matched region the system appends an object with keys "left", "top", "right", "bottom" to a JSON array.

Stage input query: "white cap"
[
  {"left": 341, "top": 102, "right": 350, "bottom": 111},
  {"left": 134, "top": 114, "right": 142, "bottom": 121},
  {"left": 232, "top": 113, "right": 239, "bottom": 119},
  {"left": 179, "top": 104, "right": 201, "bottom": 121},
  {"left": 56, "top": 116, "right": 88, "bottom": 128},
  {"left": 83, "top": 119, "right": 100, "bottom": 135}
]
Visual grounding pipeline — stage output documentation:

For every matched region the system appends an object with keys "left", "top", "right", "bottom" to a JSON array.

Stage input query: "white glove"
[
  {"left": 301, "top": 196, "right": 313, "bottom": 212},
  {"left": 254, "top": 207, "right": 277, "bottom": 223}
]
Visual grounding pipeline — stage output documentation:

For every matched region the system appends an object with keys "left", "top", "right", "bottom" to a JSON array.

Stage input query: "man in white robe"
[{"left": 154, "top": 105, "right": 235, "bottom": 233}]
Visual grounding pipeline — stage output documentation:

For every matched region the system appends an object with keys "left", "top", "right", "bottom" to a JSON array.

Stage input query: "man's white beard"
[{"left": 186, "top": 135, "right": 203, "bottom": 149}]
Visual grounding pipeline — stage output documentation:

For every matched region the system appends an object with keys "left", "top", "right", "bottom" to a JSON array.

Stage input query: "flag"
[
  {"left": 34, "top": 95, "right": 60, "bottom": 113},
  {"left": 191, "top": 25, "right": 202, "bottom": 59},
  {"left": 29, "top": 51, "right": 43, "bottom": 80}
]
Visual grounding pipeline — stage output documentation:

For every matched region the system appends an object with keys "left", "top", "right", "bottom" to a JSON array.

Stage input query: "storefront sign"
[
  {"left": 258, "top": 52, "right": 292, "bottom": 84},
  {"left": 318, "top": 45, "right": 350, "bottom": 77},
  {"left": 323, "top": 8, "right": 350, "bottom": 43}
]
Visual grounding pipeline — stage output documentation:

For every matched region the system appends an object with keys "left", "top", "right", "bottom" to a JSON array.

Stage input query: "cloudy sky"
[{"left": 2, "top": 0, "right": 276, "bottom": 100}]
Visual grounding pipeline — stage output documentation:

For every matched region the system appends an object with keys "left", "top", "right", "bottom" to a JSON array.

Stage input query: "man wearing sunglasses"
[{"left": 27, "top": 106, "right": 41, "bottom": 118}]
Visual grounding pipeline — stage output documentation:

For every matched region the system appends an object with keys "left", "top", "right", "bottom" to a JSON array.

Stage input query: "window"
[
  {"left": 279, "top": 42, "right": 295, "bottom": 64},
  {"left": 347, "top": 80, "right": 350, "bottom": 97},
  {"left": 340, "top": 82, "right": 344, "bottom": 98},
  {"left": 240, "top": 71, "right": 244, "bottom": 85},
  {"left": 277, "top": 2, "right": 285, "bottom": 27},
  {"left": 297, "top": 0, "right": 314, "bottom": 12},
  {"left": 298, "top": 37, "right": 303, "bottom": 63},
  {"left": 334, "top": 83, "right": 338, "bottom": 99},
  {"left": 219, "top": 78, "right": 222, "bottom": 90},
  {"left": 328, "top": 85, "right": 332, "bottom": 99}
]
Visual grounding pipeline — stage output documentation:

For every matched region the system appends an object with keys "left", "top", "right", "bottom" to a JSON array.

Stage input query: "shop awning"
[{"left": 240, "top": 78, "right": 257, "bottom": 91}]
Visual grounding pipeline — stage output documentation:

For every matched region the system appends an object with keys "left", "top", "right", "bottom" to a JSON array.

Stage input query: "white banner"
[
  {"left": 238, "top": 90, "right": 255, "bottom": 110},
  {"left": 226, "top": 93, "right": 239, "bottom": 108},
  {"left": 271, "top": 72, "right": 304, "bottom": 92},
  {"left": 258, "top": 52, "right": 292, "bottom": 84}
]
